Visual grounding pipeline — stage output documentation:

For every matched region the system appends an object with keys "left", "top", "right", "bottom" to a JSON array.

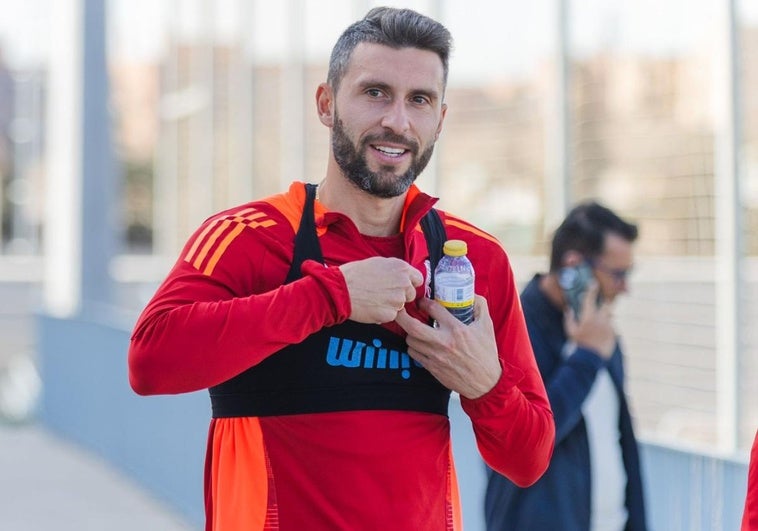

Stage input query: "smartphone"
[{"left": 558, "top": 262, "right": 595, "bottom": 320}]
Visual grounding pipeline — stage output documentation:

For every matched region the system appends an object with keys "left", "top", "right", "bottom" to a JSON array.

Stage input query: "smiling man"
[{"left": 128, "top": 7, "right": 554, "bottom": 530}]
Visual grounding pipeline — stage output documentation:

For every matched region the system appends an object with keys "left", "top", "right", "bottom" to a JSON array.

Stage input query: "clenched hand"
[{"left": 339, "top": 257, "right": 424, "bottom": 324}]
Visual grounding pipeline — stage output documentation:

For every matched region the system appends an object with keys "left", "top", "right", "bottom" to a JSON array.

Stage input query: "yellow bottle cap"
[{"left": 442, "top": 239, "right": 467, "bottom": 257}]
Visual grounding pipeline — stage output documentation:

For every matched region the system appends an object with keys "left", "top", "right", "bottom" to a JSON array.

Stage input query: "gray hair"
[{"left": 327, "top": 7, "right": 453, "bottom": 93}]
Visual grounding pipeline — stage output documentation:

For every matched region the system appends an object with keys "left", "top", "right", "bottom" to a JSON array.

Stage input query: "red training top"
[{"left": 128, "top": 182, "right": 554, "bottom": 530}]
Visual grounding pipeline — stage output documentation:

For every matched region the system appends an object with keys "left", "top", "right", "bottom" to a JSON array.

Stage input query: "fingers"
[
  {"left": 387, "top": 258, "right": 424, "bottom": 303},
  {"left": 408, "top": 266, "right": 424, "bottom": 288},
  {"left": 472, "top": 295, "right": 489, "bottom": 322},
  {"left": 417, "top": 295, "right": 487, "bottom": 327},
  {"left": 340, "top": 257, "right": 428, "bottom": 324},
  {"left": 397, "top": 264, "right": 422, "bottom": 310},
  {"left": 582, "top": 280, "right": 600, "bottom": 313},
  {"left": 397, "top": 296, "right": 502, "bottom": 399},
  {"left": 395, "top": 307, "right": 430, "bottom": 337},
  {"left": 417, "top": 297, "right": 454, "bottom": 325},
  {"left": 404, "top": 284, "right": 417, "bottom": 304},
  {"left": 563, "top": 308, "right": 578, "bottom": 335}
]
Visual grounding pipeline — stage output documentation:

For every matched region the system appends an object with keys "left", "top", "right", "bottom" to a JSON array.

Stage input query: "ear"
[
  {"left": 561, "top": 250, "right": 584, "bottom": 267},
  {"left": 316, "top": 83, "right": 334, "bottom": 127}
]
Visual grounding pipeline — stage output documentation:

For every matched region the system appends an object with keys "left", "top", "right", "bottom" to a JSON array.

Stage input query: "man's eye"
[
  {"left": 366, "top": 89, "right": 383, "bottom": 97},
  {"left": 412, "top": 95, "right": 430, "bottom": 105}
]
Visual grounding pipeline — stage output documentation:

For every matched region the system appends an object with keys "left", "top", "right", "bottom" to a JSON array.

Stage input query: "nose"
[{"left": 380, "top": 100, "right": 410, "bottom": 134}]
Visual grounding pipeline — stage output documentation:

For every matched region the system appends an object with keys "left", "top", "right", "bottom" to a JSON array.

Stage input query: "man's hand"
[
  {"left": 339, "top": 257, "right": 424, "bottom": 324},
  {"left": 395, "top": 295, "right": 502, "bottom": 399},
  {"left": 564, "top": 280, "right": 616, "bottom": 359}
]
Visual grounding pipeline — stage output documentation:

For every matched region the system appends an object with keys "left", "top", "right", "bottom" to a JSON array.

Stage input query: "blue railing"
[{"left": 37, "top": 312, "right": 749, "bottom": 531}]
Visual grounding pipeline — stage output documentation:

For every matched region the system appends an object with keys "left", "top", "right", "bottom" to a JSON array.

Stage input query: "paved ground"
[{"left": 0, "top": 421, "right": 197, "bottom": 531}]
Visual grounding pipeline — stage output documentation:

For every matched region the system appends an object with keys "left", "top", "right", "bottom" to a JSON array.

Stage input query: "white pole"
[
  {"left": 714, "top": 0, "right": 741, "bottom": 454},
  {"left": 44, "top": 0, "right": 83, "bottom": 317},
  {"left": 544, "top": 0, "right": 571, "bottom": 232},
  {"left": 281, "top": 0, "right": 306, "bottom": 188}
]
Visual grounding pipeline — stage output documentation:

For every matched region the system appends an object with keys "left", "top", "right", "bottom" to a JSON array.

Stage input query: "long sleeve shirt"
[{"left": 128, "top": 182, "right": 554, "bottom": 530}]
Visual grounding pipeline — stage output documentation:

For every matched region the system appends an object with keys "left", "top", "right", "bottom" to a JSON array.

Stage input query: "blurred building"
[
  {"left": 1, "top": 0, "right": 756, "bottom": 452},
  {"left": 0, "top": 2, "right": 755, "bottom": 529},
  {"left": 0, "top": 48, "right": 15, "bottom": 245}
]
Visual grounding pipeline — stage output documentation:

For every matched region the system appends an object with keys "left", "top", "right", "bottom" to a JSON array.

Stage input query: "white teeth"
[{"left": 376, "top": 146, "right": 405, "bottom": 156}]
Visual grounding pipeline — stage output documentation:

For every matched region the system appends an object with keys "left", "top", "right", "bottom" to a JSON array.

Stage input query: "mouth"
[{"left": 371, "top": 144, "right": 410, "bottom": 159}]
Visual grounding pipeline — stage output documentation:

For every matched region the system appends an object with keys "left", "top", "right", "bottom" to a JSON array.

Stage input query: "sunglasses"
[{"left": 589, "top": 260, "right": 632, "bottom": 283}]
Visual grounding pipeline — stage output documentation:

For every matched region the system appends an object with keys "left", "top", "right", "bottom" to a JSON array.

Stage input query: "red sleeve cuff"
[
  {"left": 301, "top": 259, "right": 351, "bottom": 323},
  {"left": 460, "top": 359, "right": 525, "bottom": 419}
]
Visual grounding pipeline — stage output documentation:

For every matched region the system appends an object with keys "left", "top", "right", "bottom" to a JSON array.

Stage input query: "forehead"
[{"left": 341, "top": 42, "right": 445, "bottom": 93}]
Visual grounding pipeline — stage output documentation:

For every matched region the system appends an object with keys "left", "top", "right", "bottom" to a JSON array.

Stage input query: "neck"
[
  {"left": 317, "top": 167, "right": 408, "bottom": 237},
  {"left": 539, "top": 273, "right": 566, "bottom": 311}
]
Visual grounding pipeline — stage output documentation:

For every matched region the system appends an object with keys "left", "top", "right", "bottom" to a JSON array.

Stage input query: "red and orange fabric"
[
  {"left": 744, "top": 430, "right": 758, "bottom": 531},
  {"left": 129, "top": 182, "right": 554, "bottom": 530}
]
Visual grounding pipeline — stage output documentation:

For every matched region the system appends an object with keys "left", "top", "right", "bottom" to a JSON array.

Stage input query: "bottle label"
[{"left": 434, "top": 285, "right": 475, "bottom": 308}]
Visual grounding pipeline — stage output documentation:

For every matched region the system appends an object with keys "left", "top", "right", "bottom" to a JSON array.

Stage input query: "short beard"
[{"left": 331, "top": 115, "right": 435, "bottom": 198}]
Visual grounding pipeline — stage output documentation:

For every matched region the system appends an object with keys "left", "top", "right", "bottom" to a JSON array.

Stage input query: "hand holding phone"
[
  {"left": 560, "top": 263, "right": 616, "bottom": 358},
  {"left": 558, "top": 262, "right": 595, "bottom": 320}
]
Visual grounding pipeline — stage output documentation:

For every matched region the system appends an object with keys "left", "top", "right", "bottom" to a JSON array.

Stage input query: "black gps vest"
[{"left": 209, "top": 183, "right": 450, "bottom": 418}]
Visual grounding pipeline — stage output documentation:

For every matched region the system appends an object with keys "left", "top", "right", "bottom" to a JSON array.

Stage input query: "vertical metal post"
[
  {"left": 188, "top": 0, "right": 215, "bottom": 224},
  {"left": 154, "top": 0, "right": 180, "bottom": 256},
  {"left": 44, "top": 0, "right": 115, "bottom": 316},
  {"left": 281, "top": 0, "right": 306, "bottom": 188},
  {"left": 44, "top": 0, "right": 83, "bottom": 316},
  {"left": 231, "top": 0, "right": 255, "bottom": 202},
  {"left": 419, "top": 0, "right": 444, "bottom": 197},
  {"left": 714, "top": 0, "right": 741, "bottom": 453},
  {"left": 80, "top": 0, "right": 117, "bottom": 307},
  {"left": 545, "top": 0, "right": 571, "bottom": 232}
]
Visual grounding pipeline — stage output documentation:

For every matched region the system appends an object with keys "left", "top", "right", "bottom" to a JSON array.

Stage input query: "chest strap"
[{"left": 209, "top": 183, "right": 450, "bottom": 417}]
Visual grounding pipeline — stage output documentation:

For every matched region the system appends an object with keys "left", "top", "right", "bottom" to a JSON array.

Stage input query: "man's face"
[
  {"left": 329, "top": 43, "right": 447, "bottom": 198},
  {"left": 592, "top": 233, "right": 634, "bottom": 303}
]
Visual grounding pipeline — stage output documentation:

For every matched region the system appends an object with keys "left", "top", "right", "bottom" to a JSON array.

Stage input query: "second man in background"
[{"left": 485, "top": 201, "right": 648, "bottom": 531}]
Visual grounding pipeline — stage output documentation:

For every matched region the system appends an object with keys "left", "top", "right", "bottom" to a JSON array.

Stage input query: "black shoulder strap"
[
  {"left": 419, "top": 208, "right": 446, "bottom": 298},
  {"left": 284, "top": 183, "right": 324, "bottom": 284},
  {"left": 286, "top": 187, "right": 446, "bottom": 292}
]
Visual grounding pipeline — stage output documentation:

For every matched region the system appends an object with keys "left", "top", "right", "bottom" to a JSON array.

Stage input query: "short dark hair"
[
  {"left": 549, "top": 201, "right": 639, "bottom": 272},
  {"left": 327, "top": 7, "right": 452, "bottom": 93}
]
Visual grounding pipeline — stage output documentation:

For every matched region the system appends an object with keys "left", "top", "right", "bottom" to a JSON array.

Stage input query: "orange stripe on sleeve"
[
  {"left": 445, "top": 218, "right": 501, "bottom": 245},
  {"left": 184, "top": 220, "right": 221, "bottom": 264},
  {"left": 184, "top": 207, "right": 257, "bottom": 264},
  {"left": 203, "top": 222, "right": 247, "bottom": 276},
  {"left": 186, "top": 209, "right": 277, "bottom": 274},
  {"left": 193, "top": 219, "right": 234, "bottom": 270}
]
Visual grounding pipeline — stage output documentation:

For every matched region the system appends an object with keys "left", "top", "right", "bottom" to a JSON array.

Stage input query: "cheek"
[
  {"left": 599, "top": 278, "right": 616, "bottom": 298},
  {"left": 418, "top": 115, "right": 443, "bottom": 139}
]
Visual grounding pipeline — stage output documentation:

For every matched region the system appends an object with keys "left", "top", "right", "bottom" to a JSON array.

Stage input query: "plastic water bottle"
[{"left": 434, "top": 239, "right": 475, "bottom": 324}]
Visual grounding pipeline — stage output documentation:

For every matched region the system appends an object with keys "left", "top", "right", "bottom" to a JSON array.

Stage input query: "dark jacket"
[{"left": 484, "top": 274, "right": 647, "bottom": 531}]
